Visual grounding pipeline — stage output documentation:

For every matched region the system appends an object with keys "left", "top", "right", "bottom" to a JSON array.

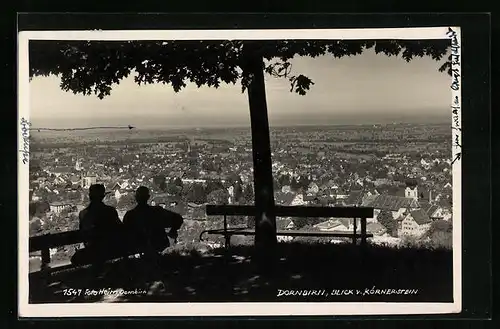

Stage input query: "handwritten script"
[
  {"left": 20, "top": 117, "right": 31, "bottom": 165},
  {"left": 447, "top": 27, "right": 461, "bottom": 165}
]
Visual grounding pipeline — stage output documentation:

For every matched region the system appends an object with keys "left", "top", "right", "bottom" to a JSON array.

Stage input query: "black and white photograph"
[{"left": 18, "top": 27, "right": 462, "bottom": 316}]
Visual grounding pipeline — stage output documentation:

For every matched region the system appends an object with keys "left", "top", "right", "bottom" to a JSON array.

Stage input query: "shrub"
[{"left": 400, "top": 234, "right": 452, "bottom": 250}]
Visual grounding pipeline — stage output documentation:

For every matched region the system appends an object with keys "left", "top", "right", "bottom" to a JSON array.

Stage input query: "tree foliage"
[
  {"left": 241, "top": 183, "right": 254, "bottom": 205},
  {"left": 290, "top": 177, "right": 301, "bottom": 191},
  {"left": 299, "top": 176, "right": 312, "bottom": 191},
  {"left": 29, "top": 39, "right": 451, "bottom": 100},
  {"left": 293, "top": 217, "right": 322, "bottom": 229},
  {"left": 377, "top": 210, "right": 397, "bottom": 237},
  {"left": 29, "top": 218, "right": 43, "bottom": 236},
  {"left": 42, "top": 213, "right": 79, "bottom": 235},
  {"left": 166, "top": 184, "right": 181, "bottom": 196},
  {"left": 233, "top": 182, "right": 243, "bottom": 203},
  {"left": 117, "top": 193, "right": 136, "bottom": 210},
  {"left": 205, "top": 179, "right": 225, "bottom": 195},
  {"left": 29, "top": 201, "right": 50, "bottom": 217},
  {"left": 153, "top": 175, "right": 167, "bottom": 190},
  {"left": 104, "top": 195, "right": 118, "bottom": 207},
  {"left": 278, "top": 174, "right": 292, "bottom": 188},
  {"left": 428, "top": 219, "right": 453, "bottom": 235},
  {"left": 424, "top": 219, "right": 453, "bottom": 249},
  {"left": 207, "top": 188, "right": 229, "bottom": 205},
  {"left": 185, "top": 183, "right": 207, "bottom": 204},
  {"left": 166, "top": 177, "right": 184, "bottom": 195},
  {"left": 172, "top": 177, "right": 184, "bottom": 187}
]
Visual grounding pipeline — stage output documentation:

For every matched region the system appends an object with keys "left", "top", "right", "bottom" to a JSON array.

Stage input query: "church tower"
[
  {"left": 75, "top": 159, "right": 82, "bottom": 171},
  {"left": 404, "top": 179, "right": 418, "bottom": 201}
]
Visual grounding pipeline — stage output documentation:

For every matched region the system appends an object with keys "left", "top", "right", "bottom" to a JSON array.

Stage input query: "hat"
[
  {"left": 135, "top": 186, "right": 150, "bottom": 203},
  {"left": 89, "top": 184, "right": 106, "bottom": 199}
]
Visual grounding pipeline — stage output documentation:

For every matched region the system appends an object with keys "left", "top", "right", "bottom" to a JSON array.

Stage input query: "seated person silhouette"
[
  {"left": 71, "top": 184, "right": 125, "bottom": 266},
  {"left": 123, "top": 186, "right": 184, "bottom": 255}
]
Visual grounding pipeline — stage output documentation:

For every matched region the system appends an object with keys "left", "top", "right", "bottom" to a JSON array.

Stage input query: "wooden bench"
[
  {"left": 29, "top": 229, "right": 168, "bottom": 273},
  {"left": 199, "top": 205, "right": 374, "bottom": 248}
]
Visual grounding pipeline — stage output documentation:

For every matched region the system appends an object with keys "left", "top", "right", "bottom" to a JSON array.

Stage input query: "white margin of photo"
[{"left": 18, "top": 26, "right": 462, "bottom": 317}]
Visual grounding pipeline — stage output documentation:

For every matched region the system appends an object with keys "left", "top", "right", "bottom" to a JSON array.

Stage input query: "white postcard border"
[{"left": 18, "top": 27, "right": 462, "bottom": 317}]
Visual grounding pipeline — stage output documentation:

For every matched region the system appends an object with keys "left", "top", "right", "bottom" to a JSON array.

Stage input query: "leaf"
[
  {"left": 289, "top": 75, "right": 315, "bottom": 95},
  {"left": 29, "top": 39, "right": 451, "bottom": 99}
]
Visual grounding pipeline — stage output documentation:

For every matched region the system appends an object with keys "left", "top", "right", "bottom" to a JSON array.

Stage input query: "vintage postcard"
[{"left": 18, "top": 26, "right": 462, "bottom": 317}]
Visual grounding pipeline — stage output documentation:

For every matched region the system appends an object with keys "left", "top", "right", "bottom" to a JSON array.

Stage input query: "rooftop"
[
  {"left": 362, "top": 195, "right": 419, "bottom": 211},
  {"left": 410, "top": 209, "right": 433, "bottom": 225}
]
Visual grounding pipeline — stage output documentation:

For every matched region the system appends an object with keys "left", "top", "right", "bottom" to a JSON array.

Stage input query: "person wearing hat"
[
  {"left": 71, "top": 184, "right": 124, "bottom": 266},
  {"left": 123, "top": 186, "right": 184, "bottom": 255}
]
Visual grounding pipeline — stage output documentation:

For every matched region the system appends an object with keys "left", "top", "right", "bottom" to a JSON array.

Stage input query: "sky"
[{"left": 29, "top": 47, "right": 452, "bottom": 129}]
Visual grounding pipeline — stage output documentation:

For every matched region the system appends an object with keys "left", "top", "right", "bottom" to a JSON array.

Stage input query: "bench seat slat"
[{"left": 200, "top": 229, "right": 373, "bottom": 239}]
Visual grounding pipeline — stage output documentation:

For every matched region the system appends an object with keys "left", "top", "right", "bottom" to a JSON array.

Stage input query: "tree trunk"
[{"left": 243, "top": 45, "right": 278, "bottom": 261}]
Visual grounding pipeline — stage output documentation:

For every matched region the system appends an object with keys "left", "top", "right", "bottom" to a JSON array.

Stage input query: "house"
[
  {"left": 405, "top": 185, "right": 419, "bottom": 200},
  {"left": 316, "top": 195, "right": 337, "bottom": 206},
  {"left": 275, "top": 192, "right": 297, "bottom": 206},
  {"left": 419, "top": 201, "right": 444, "bottom": 221},
  {"left": 114, "top": 189, "right": 122, "bottom": 201},
  {"left": 150, "top": 194, "right": 176, "bottom": 207},
  {"left": 108, "top": 181, "right": 122, "bottom": 192},
  {"left": 334, "top": 189, "right": 349, "bottom": 200},
  {"left": 363, "top": 194, "right": 419, "bottom": 222},
  {"left": 364, "top": 188, "right": 380, "bottom": 199},
  {"left": 82, "top": 175, "right": 97, "bottom": 189},
  {"left": 49, "top": 202, "right": 72, "bottom": 214},
  {"left": 366, "top": 222, "right": 387, "bottom": 236},
  {"left": 291, "top": 193, "right": 305, "bottom": 206},
  {"left": 31, "top": 191, "right": 42, "bottom": 201},
  {"left": 343, "top": 190, "right": 364, "bottom": 206},
  {"left": 51, "top": 166, "right": 73, "bottom": 175},
  {"left": 313, "top": 218, "right": 358, "bottom": 233},
  {"left": 69, "top": 175, "right": 81, "bottom": 185},
  {"left": 172, "top": 202, "right": 188, "bottom": 217},
  {"left": 441, "top": 208, "right": 452, "bottom": 221},
  {"left": 307, "top": 182, "right": 320, "bottom": 194},
  {"left": 191, "top": 207, "right": 207, "bottom": 221},
  {"left": 53, "top": 176, "right": 66, "bottom": 185},
  {"left": 374, "top": 178, "right": 390, "bottom": 187},
  {"left": 303, "top": 194, "right": 317, "bottom": 204},
  {"left": 188, "top": 202, "right": 204, "bottom": 208},
  {"left": 277, "top": 218, "right": 295, "bottom": 230},
  {"left": 417, "top": 187, "right": 435, "bottom": 203},
  {"left": 363, "top": 194, "right": 419, "bottom": 212},
  {"left": 399, "top": 209, "right": 432, "bottom": 238},
  {"left": 325, "top": 180, "right": 339, "bottom": 189},
  {"left": 314, "top": 219, "right": 349, "bottom": 232}
]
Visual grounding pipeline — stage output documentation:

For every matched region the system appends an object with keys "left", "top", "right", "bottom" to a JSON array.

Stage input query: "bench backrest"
[
  {"left": 30, "top": 230, "right": 85, "bottom": 253},
  {"left": 29, "top": 206, "right": 374, "bottom": 253},
  {"left": 206, "top": 205, "right": 374, "bottom": 218}
]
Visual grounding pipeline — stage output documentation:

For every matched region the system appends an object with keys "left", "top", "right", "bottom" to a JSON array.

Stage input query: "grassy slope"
[{"left": 29, "top": 242, "right": 453, "bottom": 304}]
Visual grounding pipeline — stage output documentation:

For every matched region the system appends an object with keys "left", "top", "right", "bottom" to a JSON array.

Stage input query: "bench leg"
[
  {"left": 352, "top": 218, "right": 357, "bottom": 245},
  {"left": 360, "top": 218, "right": 367, "bottom": 247},
  {"left": 41, "top": 248, "right": 51, "bottom": 269}
]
